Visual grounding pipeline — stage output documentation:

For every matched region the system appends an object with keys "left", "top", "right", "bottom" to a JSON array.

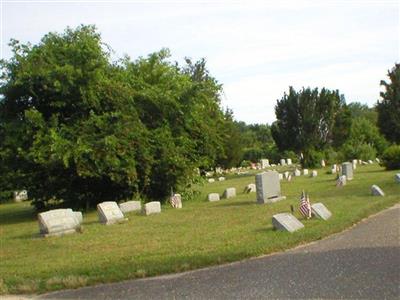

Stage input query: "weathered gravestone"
[
  {"left": 73, "top": 211, "right": 83, "bottom": 224},
  {"left": 284, "top": 171, "right": 290, "bottom": 179},
  {"left": 272, "top": 213, "right": 304, "bottom": 232},
  {"left": 208, "top": 178, "right": 215, "bottom": 183},
  {"left": 311, "top": 170, "right": 318, "bottom": 177},
  {"left": 311, "top": 203, "right": 332, "bottom": 220},
  {"left": 321, "top": 160, "right": 326, "bottom": 167},
  {"left": 38, "top": 208, "right": 82, "bottom": 237},
  {"left": 170, "top": 194, "right": 182, "bottom": 209},
  {"left": 119, "top": 201, "right": 142, "bottom": 214},
  {"left": 342, "top": 162, "right": 353, "bottom": 180},
  {"left": 218, "top": 177, "right": 226, "bottom": 181},
  {"left": 303, "top": 169, "right": 309, "bottom": 176},
  {"left": 376, "top": 158, "right": 380, "bottom": 163},
  {"left": 256, "top": 171, "right": 286, "bottom": 204},
  {"left": 280, "top": 159, "right": 286, "bottom": 166},
  {"left": 143, "top": 201, "right": 161, "bottom": 215},
  {"left": 223, "top": 187, "right": 236, "bottom": 199},
  {"left": 97, "top": 201, "right": 127, "bottom": 225},
  {"left": 336, "top": 175, "right": 347, "bottom": 187},
  {"left": 13, "top": 190, "right": 28, "bottom": 202},
  {"left": 244, "top": 183, "right": 256, "bottom": 193},
  {"left": 371, "top": 185, "right": 385, "bottom": 196},
  {"left": 278, "top": 173, "right": 283, "bottom": 180},
  {"left": 352, "top": 159, "right": 358, "bottom": 170},
  {"left": 286, "top": 158, "right": 292, "bottom": 165},
  {"left": 294, "top": 169, "right": 301, "bottom": 176},
  {"left": 260, "top": 159, "right": 269, "bottom": 169},
  {"left": 395, "top": 174, "right": 400, "bottom": 183},
  {"left": 368, "top": 160, "right": 373, "bottom": 164},
  {"left": 208, "top": 193, "right": 220, "bottom": 202},
  {"left": 331, "top": 164, "right": 337, "bottom": 174}
]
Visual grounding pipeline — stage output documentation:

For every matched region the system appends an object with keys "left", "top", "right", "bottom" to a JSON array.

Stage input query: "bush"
[
  {"left": 381, "top": 145, "right": 400, "bottom": 170},
  {"left": 302, "top": 149, "right": 324, "bottom": 168},
  {"left": 341, "top": 143, "right": 377, "bottom": 161}
]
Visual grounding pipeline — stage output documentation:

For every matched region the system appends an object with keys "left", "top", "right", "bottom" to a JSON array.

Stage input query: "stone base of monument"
[
  {"left": 311, "top": 203, "right": 332, "bottom": 220},
  {"left": 257, "top": 195, "right": 286, "bottom": 204},
  {"left": 272, "top": 213, "right": 304, "bottom": 232}
]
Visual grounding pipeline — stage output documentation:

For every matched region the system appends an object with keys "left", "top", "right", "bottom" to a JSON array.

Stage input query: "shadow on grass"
[
  {"left": 0, "top": 204, "right": 37, "bottom": 226},
  {"left": 217, "top": 200, "right": 257, "bottom": 207}
]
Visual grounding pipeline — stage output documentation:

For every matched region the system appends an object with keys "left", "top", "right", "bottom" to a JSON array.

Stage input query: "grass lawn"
[{"left": 0, "top": 164, "right": 399, "bottom": 294}]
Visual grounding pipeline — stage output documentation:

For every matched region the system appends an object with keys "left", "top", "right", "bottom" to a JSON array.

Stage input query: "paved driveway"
[{"left": 40, "top": 204, "right": 400, "bottom": 299}]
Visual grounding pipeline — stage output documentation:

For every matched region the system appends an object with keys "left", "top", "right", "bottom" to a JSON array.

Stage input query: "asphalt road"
[{"left": 40, "top": 204, "right": 400, "bottom": 300}]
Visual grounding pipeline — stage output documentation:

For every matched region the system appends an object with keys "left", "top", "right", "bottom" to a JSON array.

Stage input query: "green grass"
[{"left": 0, "top": 164, "right": 399, "bottom": 294}]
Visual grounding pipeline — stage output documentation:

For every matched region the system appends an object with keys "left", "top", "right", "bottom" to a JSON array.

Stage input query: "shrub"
[
  {"left": 302, "top": 149, "right": 324, "bottom": 168},
  {"left": 381, "top": 145, "right": 400, "bottom": 170}
]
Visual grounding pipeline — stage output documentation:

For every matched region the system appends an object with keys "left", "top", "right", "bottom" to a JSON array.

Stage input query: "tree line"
[{"left": 0, "top": 25, "right": 399, "bottom": 209}]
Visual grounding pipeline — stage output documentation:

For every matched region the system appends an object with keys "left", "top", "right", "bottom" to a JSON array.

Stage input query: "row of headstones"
[
  {"left": 208, "top": 177, "right": 226, "bottom": 183},
  {"left": 37, "top": 200, "right": 166, "bottom": 237}
]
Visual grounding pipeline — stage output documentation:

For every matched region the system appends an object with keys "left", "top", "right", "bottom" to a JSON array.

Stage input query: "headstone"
[
  {"left": 38, "top": 208, "right": 82, "bottom": 237},
  {"left": 362, "top": 161, "right": 368, "bottom": 165},
  {"left": 272, "top": 213, "right": 304, "bottom": 232},
  {"left": 321, "top": 160, "right": 325, "bottom": 167},
  {"left": 342, "top": 162, "right": 353, "bottom": 180},
  {"left": 255, "top": 171, "right": 286, "bottom": 204},
  {"left": 331, "top": 164, "right": 337, "bottom": 174},
  {"left": 207, "top": 193, "right": 220, "bottom": 202},
  {"left": 244, "top": 183, "right": 256, "bottom": 193},
  {"left": 284, "top": 171, "right": 290, "bottom": 179},
  {"left": 294, "top": 169, "right": 301, "bottom": 176},
  {"left": 169, "top": 194, "right": 182, "bottom": 208},
  {"left": 119, "top": 201, "right": 142, "bottom": 213},
  {"left": 371, "top": 185, "right": 385, "bottom": 196},
  {"left": 311, "top": 203, "right": 332, "bottom": 220},
  {"left": 208, "top": 178, "right": 215, "bottom": 183},
  {"left": 215, "top": 167, "right": 223, "bottom": 174},
  {"left": 286, "top": 158, "right": 292, "bottom": 165},
  {"left": 73, "top": 211, "right": 83, "bottom": 224},
  {"left": 280, "top": 159, "right": 286, "bottom": 166},
  {"left": 376, "top": 158, "right": 380, "bottom": 163},
  {"left": 223, "top": 187, "right": 236, "bottom": 199},
  {"left": 336, "top": 175, "right": 347, "bottom": 187},
  {"left": 287, "top": 174, "right": 292, "bottom": 182},
  {"left": 368, "top": 160, "right": 373, "bottom": 164},
  {"left": 13, "top": 190, "right": 28, "bottom": 202},
  {"left": 358, "top": 159, "right": 362, "bottom": 164},
  {"left": 143, "top": 201, "right": 161, "bottom": 215},
  {"left": 260, "top": 159, "right": 270, "bottom": 169},
  {"left": 278, "top": 173, "right": 283, "bottom": 180},
  {"left": 303, "top": 169, "right": 309, "bottom": 176},
  {"left": 97, "top": 201, "right": 127, "bottom": 225},
  {"left": 352, "top": 159, "right": 358, "bottom": 170},
  {"left": 218, "top": 177, "right": 225, "bottom": 181},
  {"left": 311, "top": 170, "right": 318, "bottom": 177},
  {"left": 395, "top": 174, "right": 400, "bottom": 183}
]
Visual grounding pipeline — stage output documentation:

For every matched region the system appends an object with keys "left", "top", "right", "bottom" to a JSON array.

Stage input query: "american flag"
[
  {"left": 169, "top": 190, "right": 182, "bottom": 208},
  {"left": 299, "top": 191, "right": 312, "bottom": 219}
]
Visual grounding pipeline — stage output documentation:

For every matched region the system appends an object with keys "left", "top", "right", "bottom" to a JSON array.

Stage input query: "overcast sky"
[{"left": 1, "top": 0, "right": 399, "bottom": 124}]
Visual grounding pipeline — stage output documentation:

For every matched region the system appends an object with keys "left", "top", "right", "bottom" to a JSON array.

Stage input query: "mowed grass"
[{"left": 0, "top": 164, "right": 399, "bottom": 294}]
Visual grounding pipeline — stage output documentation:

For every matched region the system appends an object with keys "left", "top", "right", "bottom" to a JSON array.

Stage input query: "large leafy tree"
[
  {"left": 271, "top": 86, "right": 351, "bottom": 166},
  {"left": 377, "top": 63, "right": 400, "bottom": 144},
  {"left": 0, "top": 25, "right": 226, "bottom": 208}
]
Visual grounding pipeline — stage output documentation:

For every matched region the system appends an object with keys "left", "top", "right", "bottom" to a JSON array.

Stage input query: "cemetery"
[{"left": 0, "top": 163, "right": 399, "bottom": 294}]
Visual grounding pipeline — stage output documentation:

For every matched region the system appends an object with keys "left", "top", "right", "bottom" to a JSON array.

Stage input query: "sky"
[{"left": 1, "top": 0, "right": 399, "bottom": 124}]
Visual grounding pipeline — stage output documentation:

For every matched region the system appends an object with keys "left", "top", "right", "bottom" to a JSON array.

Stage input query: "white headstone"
[
  {"left": 368, "top": 160, "right": 373, "bottom": 164},
  {"left": 371, "top": 185, "right": 385, "bottom": 196},
  {"left": 278, "top": 173, "right": 283, "bottom": 180},
  {"left": 73, "top": 211, "right": 83, "bottom": 224},
  {"left": 256, "top": 171, "right": 286, "bottom": 204},
  {"left": 218, "top": 177, "right": 226, "bottom": 181},
  {"left": 358, "top": 159, "right": 362, "bottom": 164},
  {"left": 144, "top": 201, "right": 161, "bottom": 215},
  {"left": 97, "top": 202, "right": 126, "bottom": 225},
  {"left": 303, "top": 169, "right": 309, "bottom": 176},
  {"left": 280, "top": 159, "right": 286, "bottom": 166},
  {"left": 38, "top": 208, "right": 81, "bottom": 237},
  {"left": 208, "top": 178, "right": 215, "bottom": 183},
  {"left": 336, "top": 175, "right": 347, "bottom": 187},
  {"left": 223, "top": 187, "right": 236, "bottom": 199},
  {"left": 311, "top": 203, "right": 332, "bottom": 220},
  {"left": 260, "top": 159, "right": 270, "bottom": 169},
  {"left": 207, "top": 193, "right": 220, "bottom": 202},
  {"left": 244, "top": 183, "right": 256, "bottom": 193},
  {"left": 311, "top": 170, "right": 318, "bottom": 177},
  {"left": 342, "top": 162, "right": 353, "bottom": 180},
  {"left": 170, "top": 194, "right": 182, "bottom": 208},
  {"left": 286, "top": 158, "right": 292, "bottom": 165},
  {"left": 331, "top": 164, "right": 337, "bottom": 174},
  {"left": 294, "top": 169, "right": 301, "bottom": 176},
  {"left": 13, "top": 190, "right": 28, "bottom": 202},
  {"left": 376, "top": 158, "right": 380, "bottom": 163},
  {"left": 321, "top": 160, "right": 326, "bottom": 167},
  {"left": 284, "top": 171, "right": 290, "bottom": 179},
  {"left": 119, "top": 201, "right": 142, "bottom": 214},
  {"left": 272, "top": 213, "right": 304, "bottom": 232},
  {"left": 395, "top": 174, "right": 400, "bottom": 183}
]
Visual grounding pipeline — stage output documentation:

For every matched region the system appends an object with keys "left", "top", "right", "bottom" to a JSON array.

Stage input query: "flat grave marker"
[{"left": 272, "top": 213, "right": 304, "bottom": 232}]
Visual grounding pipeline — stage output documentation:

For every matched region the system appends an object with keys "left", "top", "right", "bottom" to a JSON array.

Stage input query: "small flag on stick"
[{"left": 299, "top": 190, "right": 312, "bottom": 219}]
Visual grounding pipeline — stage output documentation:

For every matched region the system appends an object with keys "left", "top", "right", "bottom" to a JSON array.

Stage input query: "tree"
[
  {"left": 0, "top": 25, "right": 227, "bottom": 208},
  {"left": 271, "top": 86, "right": 351, "bottom": 166},
  {"left": 377, "top": 63, "right": 400, "bottom": 143}
]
